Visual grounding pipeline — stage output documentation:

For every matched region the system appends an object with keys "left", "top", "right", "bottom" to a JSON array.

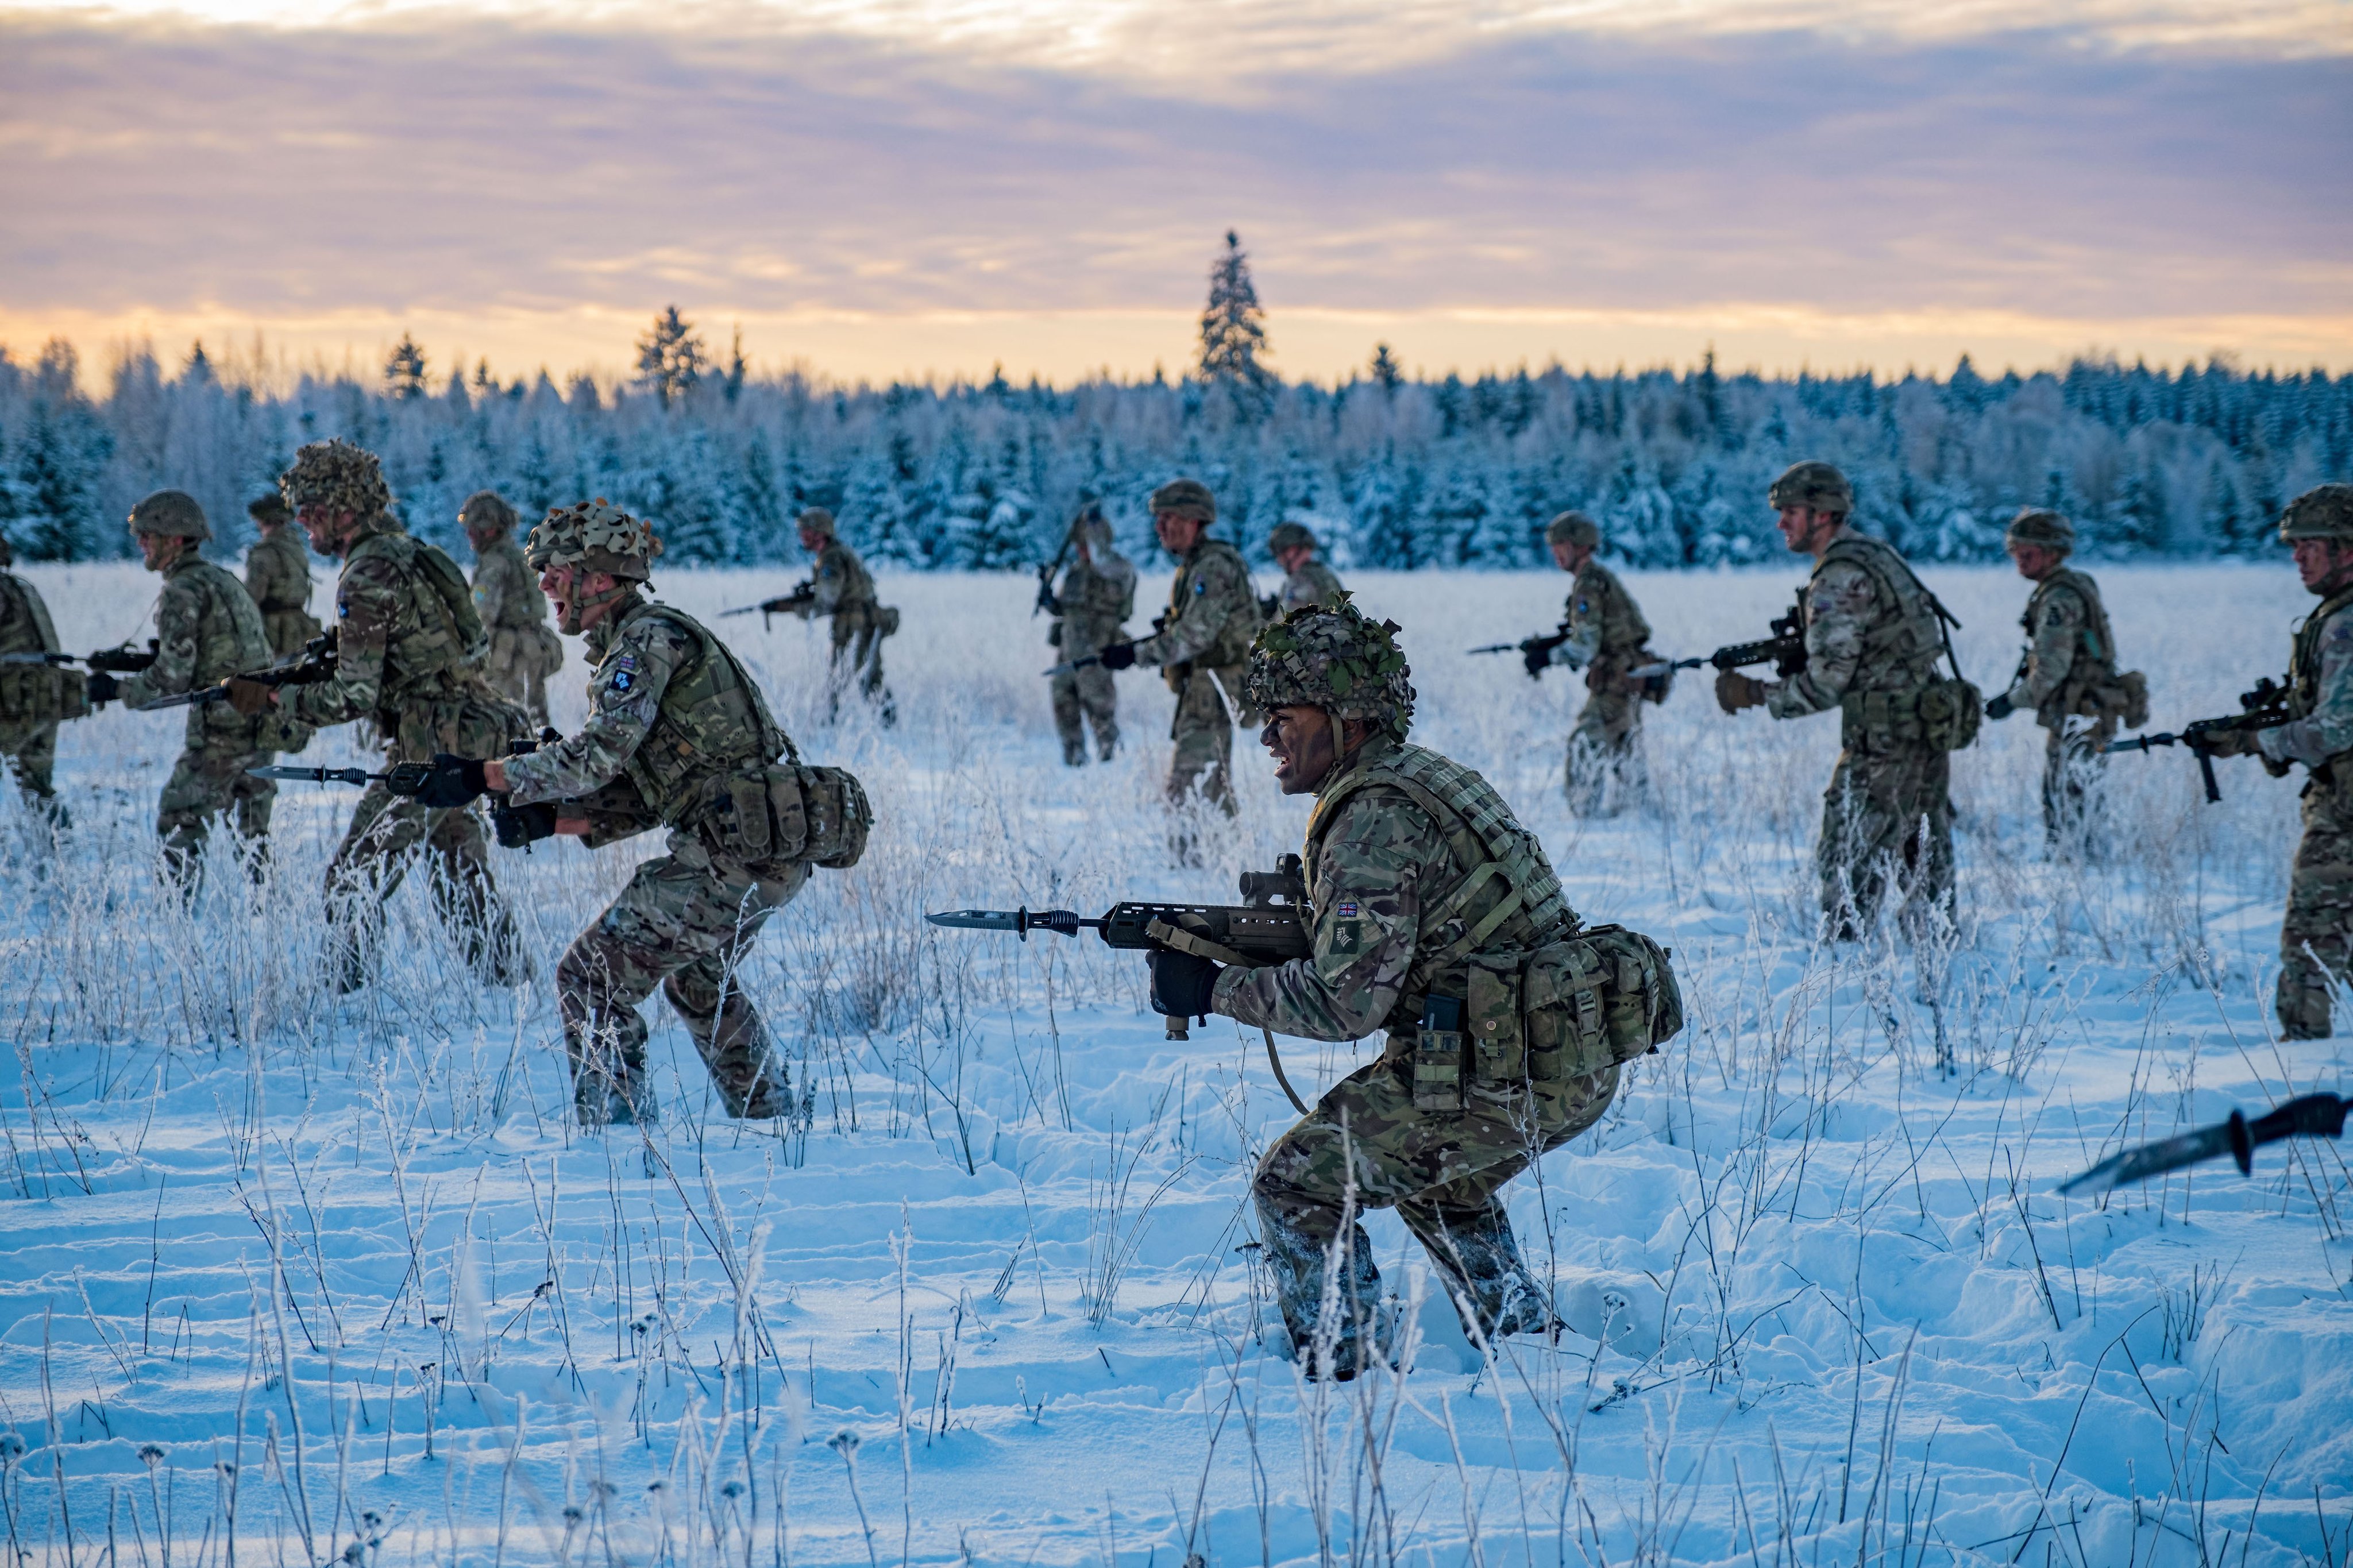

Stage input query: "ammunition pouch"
[
  {"left": 1410, "top": 925, "right": 1683, "bottom": 1111},
  {"left": 0, "top": 665, "right": 84, "bottom": 727},
  {"left": 2071, "top": 669, "right": 2147, "bottom": 729},
  {"left": 694, "top": 760, "right": 874, "bottom": 871},
  {"left": 1839, "top": 677, "right": 1982, "bottom": 754}
]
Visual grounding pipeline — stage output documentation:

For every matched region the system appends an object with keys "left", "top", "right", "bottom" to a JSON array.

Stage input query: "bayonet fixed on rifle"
[
  {"left": 248, "top": 761, "right": 431, "bottom": 791},
  {"left": 927, "top": 856, "right": 1318, "bottom": 1107},
  {"left": 1, "top": 640, "right": 160, "bottom": 673},
  {"left": 2106, "top": 677, "right": 2291, "bottom": 802},
  {"left": 137, "top": 631, "right": 337, "bottom": 712},
  {"left": 1469, "top": 630, "right": 1570, "bottom": 673},
  {"left": 720, "top": 581, "right": 815, "bottom": 631},
  {"left": 1627, "top": 603, "right": 1810, "bottom": 683},
  {"left": 2059, "top": 1092, "right": 2349, "bottom": 1195}
]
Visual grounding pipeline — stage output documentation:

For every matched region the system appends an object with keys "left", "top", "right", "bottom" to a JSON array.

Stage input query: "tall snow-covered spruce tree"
[
  {"left": 635, "top": 306, "right": 707, "bottom": 410},
  {"left": 1199, "top": 230, "right": 1271, "bottom": 403}
]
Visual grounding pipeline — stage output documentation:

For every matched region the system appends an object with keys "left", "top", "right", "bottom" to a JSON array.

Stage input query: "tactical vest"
[
  {"left": 1573, "top": 562, "right": 1650, "bottom": 659},
  {"left": 2288, "top": 587, "right": 2353, "bottom": 728},
  {"left": 0, "top": 574, "right": 81, "bottom": 727},
  {"left": 1815, "top": 534, "right": 1950, "bottom": 686},
  {"left": 177, "top": 558, "right": 273, "bottom": 682},
  {"left": 344, "top": 526, "right": 491, "bottom": 704},
  {"left": 1167, "top": 539, "right": 1259, "bottom": 674},
  {"left": 607, "top": 600, "right": 789, "bottom": 825},
  {"left": 1306, "top": 741, "right": 1578, "bottom": 1036},
  {"left": 2022, "top": 567, "right": 2118, "bottom": 720},
  {"left": 821, "top": 540, "right": 877, "bottom": 608}
]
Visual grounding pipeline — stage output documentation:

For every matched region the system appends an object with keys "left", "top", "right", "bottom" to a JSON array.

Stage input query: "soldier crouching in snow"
[{"left": 1144, "top": 599, "right": 1676, "bottom": 1378}]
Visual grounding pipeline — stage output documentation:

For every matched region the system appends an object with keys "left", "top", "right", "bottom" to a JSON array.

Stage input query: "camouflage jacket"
[
  {"left": 2007, "top": 568, "right": 2116, "bottom": 727},
  {"left": 1053, "top": 549, "right": 1136, "bottom": 657},
  {"left": 1278, "top": 558, "right": 1345, "bottom": 615},
  {"left": 244, "top": 527, "right": 319, "bottom": 658},
  {"left": 803, "top": 538, "right": 877, "bottom": 619},
  {"left": 471, "top": 535, "right": 548, "bottom": 632},
  {"left": 1557, "top": 559, "right": 1650, "bottom": 671},
  {"left": 0, "top": 571, "right": 67, "bottom": 727},
  {"left": 1213, "top": 737, "right": 1577, "bottom": 1044},
  {"left": 1767, "top": 528, "right": 1949, "bottom": 720},
  {"left": 284, "top": 516, "right": 506, "bottom": 743},
  {"left": 2262, "top": 586, "right": 2353, "bottom": 770},
  {"left": 502, "top": 590, "right": 788, "bottom": 840},
  {"left": 121, "top": 555, "right": 274, "bottom": 748},
  {"left": 1136, "top": 538, "right": 1257, "bottom": 673},
  {"left": 0, "top": 573, "right": 58, "bottom": 662}
]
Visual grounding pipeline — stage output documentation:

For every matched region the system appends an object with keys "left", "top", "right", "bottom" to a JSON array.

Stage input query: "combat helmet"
[
  {"left": 1069, "top": 502, "right": 1113, "bottom": 548},
  {"left": 2278, "top": 484, "right": 2353, "bottom": 544},
  {"left": 247, "top": 492, "right": 292, "bottom": 527},
  {"left": 2004, "top": 508, "right": 2076, "bottom": 554},
  {"left": 1545, "top": 510, "right": 1599, "bottom": 549},
  {"left": 1150, "top": 478, "right": 1216, "bottom": 524},
  {"left": 458, "top": 490, "right": 519, "bottom": 536},
  {"left": 129, "top": 489, "right": 212, "bottom": 542},
  {"left": 525, "top": 497, "right": 664, "bottom": 581},
  {"left": 1767, "top": 460, "right": 1854, "bottom": 516},
  {"left": 797, "top": 507, "right": 836, "bottom": 538},
  {"left": 1244, "top": 594, "right": 1417, "bottom": 743},
  {"left": 1267, "top": 520, "right": 1317, "bottom": 555},
  {"left": 280, "top": 438, "right": 392, "bottom": 520}
]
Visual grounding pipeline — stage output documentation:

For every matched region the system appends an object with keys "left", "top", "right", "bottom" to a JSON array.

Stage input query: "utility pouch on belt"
[
  {"left": 1521, "top": 924, "right": 1685, "bottom": 1082},
  {"left": 1467, "top": 952, "right": 1526, "bottom": 1086},
  {"left": 1841, "top": 678, "right": 1981, "bottom": 753},
  {"left": 765, "top": 761, "right": 874, "bottom": 870},
  {"left": 1414, "top": 994, "right": 1465, "bottom": 1112}
]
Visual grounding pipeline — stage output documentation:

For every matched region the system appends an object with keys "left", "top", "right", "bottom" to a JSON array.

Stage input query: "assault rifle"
[
  {"left": 2105, "top": 677, "right": 2292, "bottom": 803},
  {"left": 0, "top": 639, "right": 159, "bottom": 674},
  {"left": 1034, "top": 534, "right": 1074, "bottom": 618},
  {"left": 1470, "top": 628, "right": 1572, "bottom": 676},
  {"left": 1043, "top": 611, "right": 1164, "bottom": 678},
  {"left": 2059, "top": 1092, "right": 2348, "bottom": 1195},
  {"left": 250, "top": 728, "right": 563, "bottom": 834},
  {"left": 720, "top": 580, "right": 816, "bottom": 630},
  {"left": 1627, "top": 603, "right": 1810, "bottom": 683},
  {"left": 136, "top": 631, "right": 337, "bottom": 711},
  {"left": 927, "top": 855, "right": 1317, "bottom": 1107}
]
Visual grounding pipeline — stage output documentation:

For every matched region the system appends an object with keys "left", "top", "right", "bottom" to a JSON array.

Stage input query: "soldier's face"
[
  {"left": 1155, "top": 512, "right": 1205, "bottom": 554},
  {"left": 2008, "top": 542, "right": 2061, "bottom": 580},
  {"left": 1776, "top": 506, "right": 1837, "bottom": 554},
  {"left": 798, "top": 527, "right": 823, "bottom": 554},
  {"left": 541, "top": 563, "right": 624, "bottom": 633},
  {"left": 296, "top": 504, "right": 354, "bottom": 555},
  {"left": 133, "top": 531, "right": 186, "bottom": 571},
  {"left": 2293, "top": 538, "right": 2353, "bottom": 593},
  {"left": 1276, "top": 544, "right": 1311, "bottom": 574},
  {"left": 1550, "top": 541, "right": 1592, "bottom": 574},
  {"left": 1263, "top": 705, "right": 1338, "bottom": 795}
]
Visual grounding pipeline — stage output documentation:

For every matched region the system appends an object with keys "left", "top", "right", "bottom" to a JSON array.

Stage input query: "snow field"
[{"left": 0, "top": 560, "right": 2346, "bottom": 1567}]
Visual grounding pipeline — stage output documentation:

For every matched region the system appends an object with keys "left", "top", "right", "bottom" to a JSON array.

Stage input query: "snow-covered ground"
[{"left": 0, "top": 559, "right": 2346, "bottom": 1567}]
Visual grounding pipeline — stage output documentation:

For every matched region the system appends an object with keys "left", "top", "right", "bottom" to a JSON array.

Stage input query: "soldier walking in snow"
[
  {"left": 462, "top": 489, "right": 565, "bottom": 728},
  {"left": 1268, "top": 520, "right": 1344, "bottom": 615},
  {"left": 1714, "top": 461, "right": 1978, "bottom": 937},
  {"left": 1537, "top": 510, "right": 1659, "bottom": 816},
  {"left": 244, "top": 492, "right": 321, "bottom": 661},
  {"left": 1143, "top": 600, "right": 1675, "bottom": 1377},
  {"left": 0, "top": 532, "right": 83, "bottom": 824},
  {"left": 793, "top": 507, "right": 896, "bottom": 725},
  {"left": 230, "top": 439, "right": 527, "bottom": 990},
  {"left": 1045, "top": 504, "right": 1135, "bottom": 766}
]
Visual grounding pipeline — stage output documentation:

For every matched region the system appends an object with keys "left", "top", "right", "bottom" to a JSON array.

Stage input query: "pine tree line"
[{"left": 0, "top": 330, "right": 2344, "bottom": 573}]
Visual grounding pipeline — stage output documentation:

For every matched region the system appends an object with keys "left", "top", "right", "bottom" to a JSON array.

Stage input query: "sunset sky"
[{"left": 2, "top": 0, "right": 2346, "bottom": 388}]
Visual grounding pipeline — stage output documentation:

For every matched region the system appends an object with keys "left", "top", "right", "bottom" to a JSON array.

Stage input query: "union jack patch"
[{"left": 1335, "top": 901, "right": 1359, "bottom": 917}]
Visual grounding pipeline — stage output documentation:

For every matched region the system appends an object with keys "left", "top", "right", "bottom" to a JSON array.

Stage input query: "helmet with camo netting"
[
  {"left": 1267, "top": 520, "right": 1317, "bottom": 554},
  {"left": 129, "top": 489, "right": 212, "bottom": 542},
  {"left": 2279, "top": 484, "right": 2353, "bottom": 544},
  {"left": 1544, "top": 510, "right": 1599, "bottom": 549},
  {"left": 1244, "top": 594, "right": 1417, "bottom": 742},
  {"left": 2004, "top": 508, "right": 2075, "bottom": 553},
  {"left": 280, "top": 438, "right": 392, "bottom": 519},
  {"left": 526, "top": 497, "right": 664, "bottom": 580},
  {"left": 458, "top": 489, "right": 519, "bottom": 535},
  {"left": 1766, "top": 460, "right": 1854, "bottom": 516}
]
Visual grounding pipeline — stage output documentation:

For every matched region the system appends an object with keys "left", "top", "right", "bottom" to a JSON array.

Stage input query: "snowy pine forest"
[{"left": 2, "top": 329, "right": 2347, "bottom": 571}]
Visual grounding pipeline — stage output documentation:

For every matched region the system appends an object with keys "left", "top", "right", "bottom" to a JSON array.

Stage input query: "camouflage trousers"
[
  {"left": 1818, "top": 743, "right": 1953, "bottom": 937},
  {"left": 1565, "top": 683, "right": 1646, "bottom": 818},
  {"left": 155, "top": 740, "right": 274, "bottom": 880},
  {"left": 1167, "top": 667, "right": 1239, "bottom": 811},
  {"left": 2278, "top": 767, "right": 2353, "bottom": 1040},
  {"left": 1051, "top": 662, "right": 1119, "bottom": 764},
  {"left": 0, "top": 719, "right": 59, "bottom": 805},
  {"left": 261, "top": 608, "right": 322, "bottom": 663},
  {"left": 1254, "top": 1048, "right": 1619, "bottom": 1369},
  {"left": 487, "top": 625, "right": 562, "bottom": 729},
  {"left": 557, "top": 841, "right": 809, "bottom": 1125},
  {"left": 323, "top": 785, "right": 518, "bottom": 990},
  {"left": 828, "top": 611, "right": 894, "bottom": 724},
  {"left": 2040, "top": 716, "right": 2113, "bottom": 857}
]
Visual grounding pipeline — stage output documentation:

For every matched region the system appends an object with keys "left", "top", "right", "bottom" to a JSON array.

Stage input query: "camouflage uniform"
[
  {"left": 1048, "top": 513, "right": 1135, "bottom": 766},
  {"left": 2259, "top": 485, "right": 2353, "bottom": 1039},
  {"left": 1552, "top": 536, "right": 1655, "bottom": 815},
  {"left": 506, "top": 500, "right": 803, "bottom": 1125},
  {"left": 464, "top": 492, "right": 564, "bottom": 728},
  {"left": 1764, "top": 512, "right": 1958, "bottom": 934},
  {"left": 244, "top": 497, "right": 322, "bottom": 660},
  {"left": 1132, "top": 487, "right": 1259, "bottom": 819},
  {"left": 796, "top": 509, "right": 894, "bottom": 724},
  {"left": 273, "top": 442, "right": 526, "bottom": 988},
  {"left": 1278, "top": 558, "right": 1345, "bottom": 614},
  {"left": 2002, "top": 547, "right": 2121, "bottom": 851},
  {"left": 118, "top": 494, "right": 287, "bottom": 878},
  {"left": 0, "top": 546, "right": 80, "bottom": 816},
  {"left": 1213, "top": 605, "right": 1618, "bottom": 1371}
]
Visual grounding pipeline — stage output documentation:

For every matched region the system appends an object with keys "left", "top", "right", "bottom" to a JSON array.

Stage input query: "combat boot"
[
  {"left": 1257, "top": 1204, "right": 1385, "bottom": 1382},
  {"left": 568, "top": 1026, "right": 655, "bottom": 1128},
  {"left": 1415, "top": 1202, "right": 1561, "bottom": 1343},
  {"left": 1062, "top": 740, "right": 1087, "bottom": 768}
]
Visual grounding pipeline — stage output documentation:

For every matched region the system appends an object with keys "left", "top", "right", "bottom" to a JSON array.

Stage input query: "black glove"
[
  {"left": 1098, "top": 640, "right": 1138, "bottom": 671},
  {"left": 1035, "top": 587, "right": 1062, "bottom": 616},
  {"left": 1984, "top": 693, "right": 2014, "bottom": 721},
  {"left": 493, "top": 801, "right": 558, "bottom": 849},
  {"left": 410, "top": 753, "right": 489, "bottom": 810},
  {"left": 85, "top": 671, "right": 119, "bottom": 706},
  {"left": 1521, "top": 640, "right": 1552, "bottom": 679},
  {"left": 1148, "top": 949, "right": 1223, "bottom": 1018}
]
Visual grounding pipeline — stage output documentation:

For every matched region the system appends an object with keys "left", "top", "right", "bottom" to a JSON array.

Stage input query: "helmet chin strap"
[{"left": 557, "top": 576, "right": 631, "bottom": 635}]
